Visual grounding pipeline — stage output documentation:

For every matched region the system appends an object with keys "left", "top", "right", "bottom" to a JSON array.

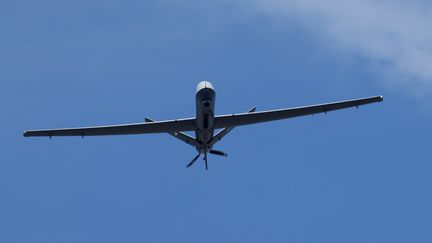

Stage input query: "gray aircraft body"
[{"left": 24, "top": 81, "right": 383, "bottom": 170}]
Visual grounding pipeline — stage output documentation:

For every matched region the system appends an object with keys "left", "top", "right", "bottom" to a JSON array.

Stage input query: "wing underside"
[
  {"left": 144, "top": 117, "right": 199, "bottom": 147},
  {"left": 23, "top": 118, "right": 196, "bottom": 137},
  {"left": 24, "top": 96, "right": 383, "bottom": 138},
  {"left": 214, "top": 96, "right": 383, "bottom": 129}
]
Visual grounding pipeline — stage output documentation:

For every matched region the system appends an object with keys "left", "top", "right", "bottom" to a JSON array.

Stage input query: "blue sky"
[{"left": 1, "top": 0, "right": 431, "bottom": 242}]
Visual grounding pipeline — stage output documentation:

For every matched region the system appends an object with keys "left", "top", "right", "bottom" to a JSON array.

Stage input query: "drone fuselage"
[{"left": 195, "top": 81, "right": 216, "bottom": 153}]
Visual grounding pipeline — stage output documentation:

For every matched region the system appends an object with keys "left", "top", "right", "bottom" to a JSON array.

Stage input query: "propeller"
[
  {"left": 209, "top": 150, "right": 228, "bottom": 156},
  {"left": 186, "top": 149, "right": 228, "bottom": 170},
  {"left": 186, "top": 154, "right": 201, "bottom": 168}
]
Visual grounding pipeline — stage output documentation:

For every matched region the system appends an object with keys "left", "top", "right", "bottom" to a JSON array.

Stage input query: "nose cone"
[{"left": 196, "top": 81, "right": 215, "bottom": 94}]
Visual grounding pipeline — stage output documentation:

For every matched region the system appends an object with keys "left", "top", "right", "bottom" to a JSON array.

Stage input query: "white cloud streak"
[{"left": 254, "top": 0, "right": 432, "bottom": 91}]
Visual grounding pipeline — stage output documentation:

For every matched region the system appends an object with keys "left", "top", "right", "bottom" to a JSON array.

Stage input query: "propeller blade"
[
  {"left": 209, "top": 150, "right": 228, "bottom": 157},
  {"left": 204, "top": 152, "right": 208, "bottom": 170},
  {"left": 186, "top": 154, "right": 201, "bottom": 168}
]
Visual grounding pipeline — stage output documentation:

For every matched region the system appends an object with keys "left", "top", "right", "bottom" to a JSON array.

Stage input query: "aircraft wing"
[
  {"left": 145, "top": 117, "right": 199, "bottom": 147},
  {"left": 208, "top": 107, "right": 256, "bottom": 147},
  {"left": 23, "top": 118, "right": 196, "bottom": 137},
  {"left": 214, "top": 96, "right": 383, "bottom": 129}
]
